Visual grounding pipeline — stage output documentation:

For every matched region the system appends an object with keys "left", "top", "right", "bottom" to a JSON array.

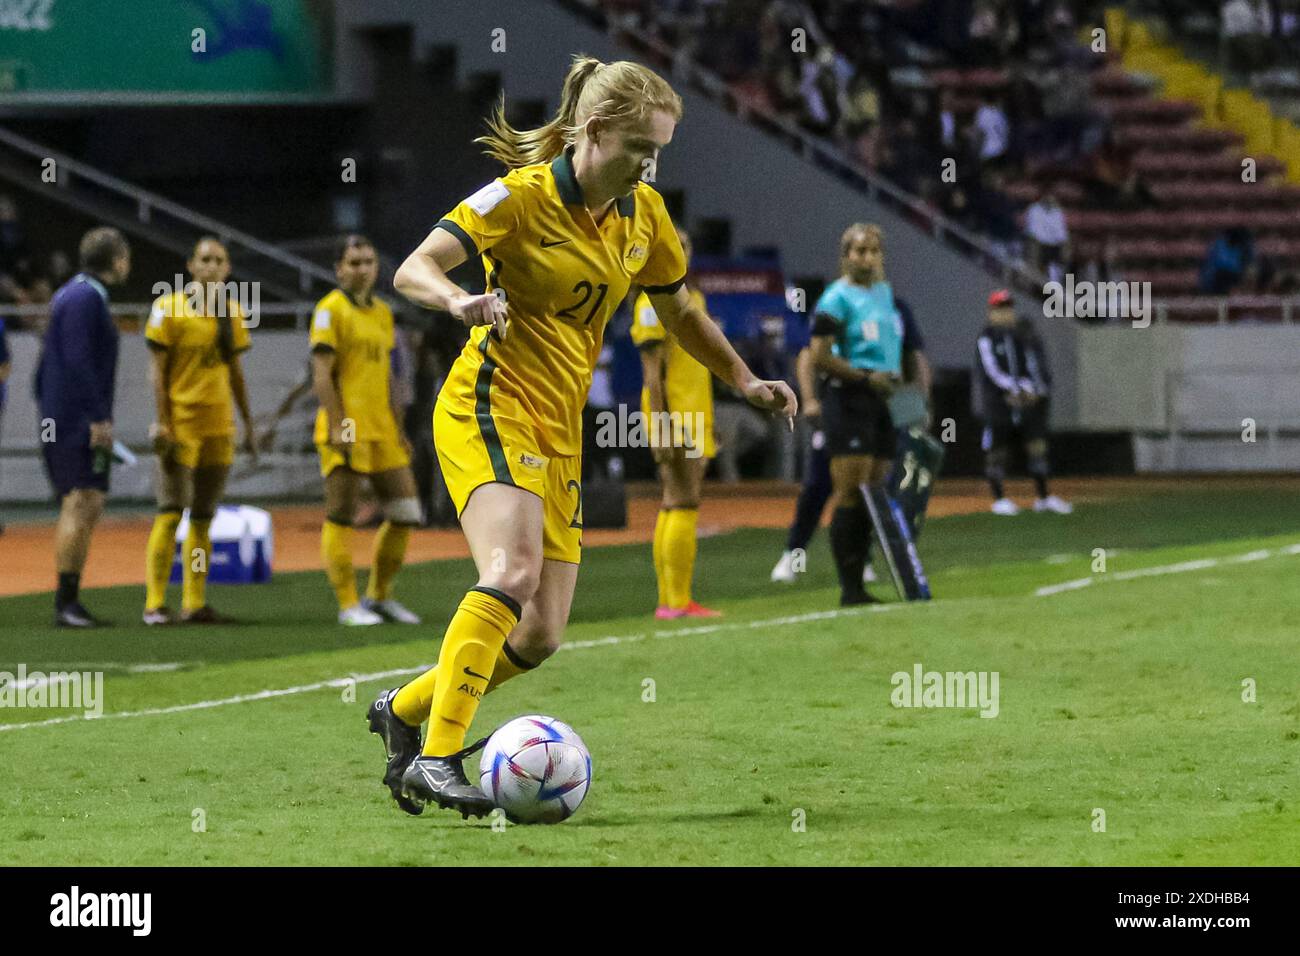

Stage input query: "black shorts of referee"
[{"left": 822, "top": 378, "right": 896, "bottom": 458}]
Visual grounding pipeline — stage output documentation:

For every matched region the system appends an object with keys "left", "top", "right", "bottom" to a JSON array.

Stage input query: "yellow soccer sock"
[
  {"left": 322, "top": 519, "right": 358, "bottom": 609},
  {"left": 392, "top": 640, "right": 539, "bottom": 726},
  {"left": 486, "top": 641, "right": 539, "bottom": 693},
  {"left": 365, "top": 521, "right": 411, "bottom": 602},
  {"left": 423, "top": 586, "right": 520, "bottom": 757},
  {"left": 663, "top": 507, "right": 699, "bottom": 609},
  {"left": 652, "top": 508, "right": 669, "bottom": 607},
  {"left": 181, "top": 516, "right": 213, "bottom": 612},
  {"left": 144, "top": 510, "right": 182, "bottom": 610},
  {"left": 392, "top": 666, "right": 438, "bottom": 726}
]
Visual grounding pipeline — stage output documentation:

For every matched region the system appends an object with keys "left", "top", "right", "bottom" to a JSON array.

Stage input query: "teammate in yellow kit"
[
  {"left": 630, "top": 228, "right": 721, "bottom": 619},
  {"left": 312, "top": 235, "right": 424, "bottom": 627},
  {"left": 142, "top": 237, "right": 256, "bottom": 624},
  {"left": 365, "top": 55, "right": 796, "bottom": 818}
]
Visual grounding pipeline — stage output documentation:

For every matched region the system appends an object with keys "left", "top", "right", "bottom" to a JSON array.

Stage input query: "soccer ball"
[{"left": 479, "top": 715, "right": 592, "bottom": 824}]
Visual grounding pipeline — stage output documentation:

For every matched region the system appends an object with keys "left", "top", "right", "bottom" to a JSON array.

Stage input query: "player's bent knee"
[{"left": 383, "top": 496, "right": 423, "bottom": 526}]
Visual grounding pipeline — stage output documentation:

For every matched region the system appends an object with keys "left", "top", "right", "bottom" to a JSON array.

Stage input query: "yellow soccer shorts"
[
  {"left": 317, "top": 439, "right": 411, "bottom": 477},
  {"left": 433, "top": 399, "right": 582, "bottom": 564},
  {"left": 640, "top": 389, "right": 716, "bottom": 459},
  {"left": 171, "top": 428, "right": 234, "bottom": 469}
]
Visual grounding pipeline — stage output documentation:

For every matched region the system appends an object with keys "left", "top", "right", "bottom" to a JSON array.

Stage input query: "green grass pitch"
[{"left": 1, "top": 485, "right": 1297, "bottom": 865}]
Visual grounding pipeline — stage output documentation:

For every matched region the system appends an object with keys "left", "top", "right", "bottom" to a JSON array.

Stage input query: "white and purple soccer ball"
[{"left": 479, "top": 715, "right": 592, "bottom": 824}]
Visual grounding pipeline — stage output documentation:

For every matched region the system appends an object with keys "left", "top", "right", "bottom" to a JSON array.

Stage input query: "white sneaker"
[
  {"left": 991, "top": 498, "right": 1020, "bottom": 516},
  {"left": 1034, "top": 495, "right": 1074, "bottom": 514},
  {"left": 339, "top": 604, "right": 384, "bottom": 626},
  {"left": 863, "top": 564, "right": 878, "bottom": 584},
  {"left": 364, "top": 598, "right": 422, "bottom": 624},
  {"left": 771, "top": 550, "right": 798, "bottom": 583}
]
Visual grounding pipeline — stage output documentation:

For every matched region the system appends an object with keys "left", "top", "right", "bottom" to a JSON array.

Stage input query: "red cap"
[{"left": 988, "top": 289, "right": 1014, "bottom": 307}]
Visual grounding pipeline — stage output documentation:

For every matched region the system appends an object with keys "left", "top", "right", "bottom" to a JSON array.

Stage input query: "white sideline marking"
[
  {"left": 0, "top": 666, "right": 425, "bottom": 733},
  {"left": 1035, "top": 544, "right": 1300, "bottom": 597},
  {"left": 0, "top": 606, "right": 898, "bottom": 733},
  {"left": 7, "top": 663, "right": 185, "bottom": 692}
]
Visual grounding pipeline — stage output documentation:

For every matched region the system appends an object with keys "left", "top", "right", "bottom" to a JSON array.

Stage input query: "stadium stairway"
[{"left": 932, "top": 65, "right": 1300, "bottom": 309}]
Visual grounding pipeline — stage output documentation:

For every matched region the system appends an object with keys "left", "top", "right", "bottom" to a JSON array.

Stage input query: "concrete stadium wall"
[{"left": 1075, "top": 325, "right": 1300, "bottom": 431}]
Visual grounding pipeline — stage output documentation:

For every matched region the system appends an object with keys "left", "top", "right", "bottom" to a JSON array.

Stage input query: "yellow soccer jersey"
[
  {"left": 309, "top": 289, "right": 401, "bottom": 445},
  {"left": 145, "top": 290, "right": 251, "bottom": 435},
  {"left": 631, "top": 288, "right": 714, "bottom": 418},
  {"left": 435, "top": 147, "right": 687, "bottom": 457}
]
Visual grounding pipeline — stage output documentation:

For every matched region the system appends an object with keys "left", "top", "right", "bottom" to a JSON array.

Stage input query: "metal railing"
[
  {"left": 1152, "top": 295, "right": 1300, "bottom": 324},
  {"left": 0, "top": 125, "right": 337, "bottom": 297},
  {"left": 0, "top": 300, "right": 320, "bottom": 331},
  {"left": 0, "top": 299, "right": 434, "bottom": 332}
]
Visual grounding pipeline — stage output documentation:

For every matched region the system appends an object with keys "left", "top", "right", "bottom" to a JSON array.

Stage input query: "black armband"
[
  {"left": 642, "top": 274, "right": 686, "bottom": 295},
  {"left": 811, "top": 312, "right": 840, "bottom": 337},
  {"left": 434, "top": 219, "right": 478, "bottom": 261}
]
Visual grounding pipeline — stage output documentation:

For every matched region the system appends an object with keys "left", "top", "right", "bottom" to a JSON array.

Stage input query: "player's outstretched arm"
[
  {"left": 648, "top": 285, "right": 797, "bottom": 425},
  {"left": 394, "top": 228, "right": 507, "bottom": 338}
]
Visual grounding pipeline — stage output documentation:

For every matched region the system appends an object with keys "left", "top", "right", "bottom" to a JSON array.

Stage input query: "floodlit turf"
[{"left": 1, "top": 486, "right": 1297, "bottom": 865}]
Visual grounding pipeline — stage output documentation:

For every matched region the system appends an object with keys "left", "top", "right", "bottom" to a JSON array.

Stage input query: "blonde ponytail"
[{"left": 476, "top": 54, "right": 683, "bottom": 170}]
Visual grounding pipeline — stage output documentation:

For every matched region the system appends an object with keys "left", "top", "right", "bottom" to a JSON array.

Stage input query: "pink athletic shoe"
[
  {"left": 655, "top": 605, "right": 687, "bottom": 620},
  {"left": 682, "top": 601, "right": 723, "bottom": 618}
]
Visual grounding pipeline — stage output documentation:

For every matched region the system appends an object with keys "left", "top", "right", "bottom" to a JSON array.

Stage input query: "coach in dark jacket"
[
  {"left": 973, "top": 289, "right": 1071, "bottom": 516},
  {"left": 35, "top": 227, "right": 131, "bottom": 627}
]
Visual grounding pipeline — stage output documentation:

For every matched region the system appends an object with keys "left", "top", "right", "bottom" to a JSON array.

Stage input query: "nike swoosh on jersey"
[{"left": 540, "top": 237, "right": 571, "bottom": 248}]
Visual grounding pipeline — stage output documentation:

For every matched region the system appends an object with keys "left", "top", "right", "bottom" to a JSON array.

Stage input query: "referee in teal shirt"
[{"left": 809, "top": 223, "right": 904, "bottom": 606}]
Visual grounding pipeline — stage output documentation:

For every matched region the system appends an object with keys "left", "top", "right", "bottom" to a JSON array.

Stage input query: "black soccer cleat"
[
  {"left": 400, "top": 755, "right": 495, "bottom": 820},
  {"left": 367, "top": 688, "right": 425, "bottom": 816},
  {"left": 55, "top": 602, "right": 104, "bottom": 628}
]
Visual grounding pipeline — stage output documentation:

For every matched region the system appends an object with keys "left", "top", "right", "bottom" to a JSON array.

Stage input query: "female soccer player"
[
  {"left": 808, "top": 223, "right": 903, "bottom": 607},
  {"left": 631, "top": 227, "right": 721, "bottom": 619},
  {"left": 142, "top": 237, "right": 256, "bottom": 624},
  {"left": 367, "top": 55, "right": 796, "bottom": 818},
  {"left": 312, "top": 235, "right": 424, "bottom": 626}
]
